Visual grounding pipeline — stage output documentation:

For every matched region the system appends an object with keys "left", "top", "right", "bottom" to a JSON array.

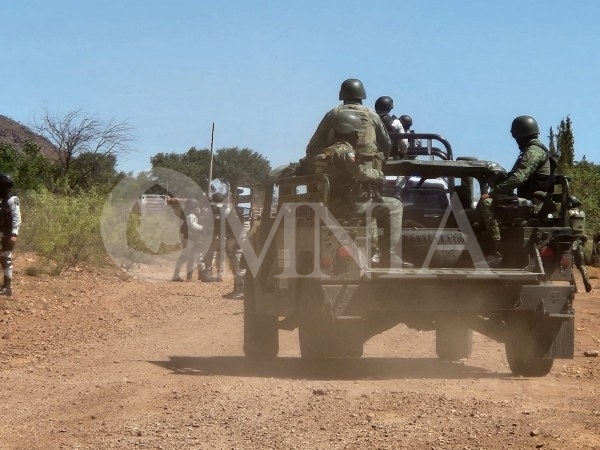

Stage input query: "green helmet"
[
  {"left": 510, "top": 115, "right": 540, "bottom": 140},
  {"left": 339, "top": 78, "right": 366, "bottom": 101},
  {"left": 375, "top": 96, "right": 393, "bottom": 114},
  {"left": 333, "top": 110, "right": 364, "bottom": 135}
]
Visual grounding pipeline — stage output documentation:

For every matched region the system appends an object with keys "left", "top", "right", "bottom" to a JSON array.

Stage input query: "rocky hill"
[{"left": 0, "top": 114, "right": 56, "bottom": 158}]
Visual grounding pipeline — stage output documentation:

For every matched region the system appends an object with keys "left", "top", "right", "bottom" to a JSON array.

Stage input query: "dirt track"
[{"left": 1, "top": 254, "right": 600, "bottom": 450}]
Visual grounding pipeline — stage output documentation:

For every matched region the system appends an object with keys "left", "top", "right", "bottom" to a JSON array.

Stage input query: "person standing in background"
[{"left": 0, "top": 174, "right": 21, "bottom": 296}]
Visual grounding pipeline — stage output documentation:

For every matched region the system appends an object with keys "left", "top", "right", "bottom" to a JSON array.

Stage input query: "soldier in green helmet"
[
  {"left": 478, "top": 115, "right": 555, "bottom": 267},
  {"left": 305, "top": 79, "right": 412, "bottom": 268}
]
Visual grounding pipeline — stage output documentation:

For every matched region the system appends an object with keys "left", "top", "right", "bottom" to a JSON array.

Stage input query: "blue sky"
[{"left": 2, "top": 0, "right": 599, "bottom": 175}]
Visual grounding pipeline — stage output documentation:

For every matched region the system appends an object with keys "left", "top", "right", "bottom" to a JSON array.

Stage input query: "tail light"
[
  {"left": 560, "top": 253, "right": 572, "bottom": 269},
  {"left": 321, "top": 253, "right": 334, "bottom": 269},
  {"left": 337, "top": 245, "right": 354, "bottom": 259},
  {"left": 540, "top": 246, "right": 554, "bottom": 259}
]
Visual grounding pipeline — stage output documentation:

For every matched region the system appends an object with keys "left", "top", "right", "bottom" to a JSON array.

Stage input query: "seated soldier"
[
  {"left": 477, "top": 115, "right": 554, "bottom": 267},
  {"left": 307, "top": 107, "right": 413, "bottom": 268}
]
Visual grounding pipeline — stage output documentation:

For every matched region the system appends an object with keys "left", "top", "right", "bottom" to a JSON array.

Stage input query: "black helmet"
[
  {"left": 185, "top": 198, "right": 200, "bottom": 210},
  {"left": 211, "top": 193, "right": 225, "bottom": 203},
  {"left": 339, "top": 78, "right": 366, "bottom": 101},
  {"left": 399, "top": 115, "right": 413, "bottom": 130},
  {"left": 510, "top": 115, "right": 540, "bottom": 140},
  {"left": 569, "top": 196, "right": 582, "bottom": 208},
  {"left": 375, "top": 96, "right": 393, "bottom": 114},
  {"left": 0, "top": 173, "right": 14, "bottom": 188},
  {"left": 333, "top": 110, "right": 364, "bottom": 135}
]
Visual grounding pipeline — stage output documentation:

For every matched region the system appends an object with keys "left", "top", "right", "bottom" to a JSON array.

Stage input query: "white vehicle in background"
[{"left": 140, "top": 194, "right": 168, "bottom": 215}]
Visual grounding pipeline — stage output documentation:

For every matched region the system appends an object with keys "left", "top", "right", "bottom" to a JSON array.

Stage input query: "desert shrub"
[{"left": 19, "top": 189, "right": 109, "bottom": 272}]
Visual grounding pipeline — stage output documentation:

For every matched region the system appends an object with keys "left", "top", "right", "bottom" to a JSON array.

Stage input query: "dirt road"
[{"left": 1, "top": 255, "right": 600, "bottom": 449}]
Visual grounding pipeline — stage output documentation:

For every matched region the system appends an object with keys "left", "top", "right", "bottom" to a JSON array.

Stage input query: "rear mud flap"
[
  {"left": 518, "top": 285, "right": 574, "bottom": 359},
  {"left": 539, "top": 316, "right": 574, "bottom": 359}
]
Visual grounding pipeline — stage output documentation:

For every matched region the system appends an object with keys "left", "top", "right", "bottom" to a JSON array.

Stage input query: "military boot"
[
  {"left": 232, "top": 276, "right": 245, "bottom": 300},
  {"left": 199, "top": 268, "right": 215, "bottom": 282},
  {"left": 0, "top": 277, "right": 12, "bottom": 296},
  {"left": 483, "top": 239, "right": 503, "bottom": 269},
  {"left": 378, "top": 251, "right": 414, "bottom": 269}
]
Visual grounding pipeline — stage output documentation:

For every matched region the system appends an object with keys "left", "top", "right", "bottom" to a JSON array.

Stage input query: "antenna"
[{"left": 208, "top": 122, "right": 215, "bottom": 194}]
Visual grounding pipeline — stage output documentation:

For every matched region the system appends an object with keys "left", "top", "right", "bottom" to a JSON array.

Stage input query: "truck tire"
[
  {"left": 298, "top": 281, "right": 364, "bottom": 359},
  {"left": 243, "top": 273, "right": 279, "bottom": 360},
  {"left": 505, "top": 321, "right": 554, "bottom": 377},
  {"left": 435, "top": 324, "right": 473, "bottom": 361},
  {"left": 401, "top": 228, "right": 467, "bottom": 268},
  {"left": 298, "top": 281, "right": 330, "bottom": 360}
]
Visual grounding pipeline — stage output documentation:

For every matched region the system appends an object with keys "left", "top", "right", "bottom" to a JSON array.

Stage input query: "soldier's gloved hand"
[
  {"left": 334, "top": 149, "right": 357, "bottom": 171},
  {"left": 335, "top": 149, "right": 356, "bottom": 163}
]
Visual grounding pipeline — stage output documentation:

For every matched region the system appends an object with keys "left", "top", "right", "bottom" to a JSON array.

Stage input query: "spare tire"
[{"left": 400, "top": 228, "right": 467, "bottom": 268}]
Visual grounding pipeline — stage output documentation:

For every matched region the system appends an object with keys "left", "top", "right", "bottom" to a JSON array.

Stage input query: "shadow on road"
[{"left": 148, "top": 356, "right": 511, "bottom": 380}]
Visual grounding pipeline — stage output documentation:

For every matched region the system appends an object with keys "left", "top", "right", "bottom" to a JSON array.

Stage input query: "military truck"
[{"left": 243, "top": 134, "right": 575, "bottom": 377}]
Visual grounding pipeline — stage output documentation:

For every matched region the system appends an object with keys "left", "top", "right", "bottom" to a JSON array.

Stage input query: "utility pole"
[{"left": 208, "top": 122, "right": 215, "bottom": 195}]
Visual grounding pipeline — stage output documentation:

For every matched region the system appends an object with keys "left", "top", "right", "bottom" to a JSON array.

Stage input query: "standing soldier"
[
  {"left": 200, "top": 193, "right": 228, "bottom": 282},
  {"left": 568, "top": 196, "right": 592, "bottom": 293},
  {"left": 222, "top": 206, "right": 251, "bottom": 300},
  {"left": 592, "top": 233, "right": 600, "bottom": 266},
  {"left": 0, "top": 174, "right": 21, "bottom": 296}
]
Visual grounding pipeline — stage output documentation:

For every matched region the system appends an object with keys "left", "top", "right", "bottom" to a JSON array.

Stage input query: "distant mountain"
[{"left": 0, "top": 114, "right": 56, "bottom": 158}]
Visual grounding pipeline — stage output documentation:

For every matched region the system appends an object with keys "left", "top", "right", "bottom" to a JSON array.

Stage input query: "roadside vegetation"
[{"left": 0, "top": 109, "right": 597, "bottom": 274}]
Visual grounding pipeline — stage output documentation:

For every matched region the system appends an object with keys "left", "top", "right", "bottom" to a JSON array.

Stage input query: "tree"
[
  {"left": 212, "top": 147, "right": 271, "bottom": 199},
  {"left": 555, "top": 116, "right": 575, "bottom": 173},
  {"left": 0, "top": 141, "right": 55, "bottom": 192},
  {"left": 150, "top": 147, "right": 212, "bottom": 196},
  {"left": 69, "top": 152, "right": 123, "bottom": 192},
  {"left": 32, "top": 107, "right": 134, "bottom": 190},
  {"left": 150, "top": 146, "right": 271, "bottom": 200},
  {"left": 548, "top": 127, "right": 557, "bottom": 158},
  {"left": 569, "top": 160, "right": 600, "bottom": 234}
]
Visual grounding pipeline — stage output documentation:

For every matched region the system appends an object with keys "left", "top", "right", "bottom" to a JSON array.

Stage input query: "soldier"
[
  {"left": 0, "top": 174, "right": 21, "bottom": 296},
  {"left": 568, "top": 196, "right": 592, "bottom": 293},
  {"left": 477, "top": 115, "right": 554, "bottom": 267},
  {"left": 592, "top": 233, "right": 600, "bottom": 266},
  {"left": 305, "top": 79, "right": 412, "bottom": 268},
  {"left": 183, "top": 198, "right": 208, "bottom": 281},
  {"left": 200, "top": 193, "right": 228, "bottom": 282},
  {"left": 398, "top": 115, "right": 421, "bottom": 150},
  {"left": 222, "top": 206, "right": 251, "bottom": 300},
  {"left": 374, "top": 96, "right": 408, "bottom": 159},
  {"left": 399, "top": 115, "right": 413, "bottom": 132},
  {"left": 306, "top": 79, "right": 391, "bottom": 160}
]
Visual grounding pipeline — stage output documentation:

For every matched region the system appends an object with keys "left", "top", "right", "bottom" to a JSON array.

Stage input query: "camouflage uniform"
[
  {"left": 223, "top": 207, "right": 251, "bottom": 299},
  {"left": 306, "top": 104, "right": 391, "bottom": 160},
  {"left": 306, "top": 106, "right": 409, "bottom": 266},
  {"left": 570, "top": 237, "right": 592, "bottom": 293},
  {"left": 569, "top": 207, "right": 592, "bottom": 292},
  {"left": 478, "top": 138, "right": 551, "bottom": 241}
]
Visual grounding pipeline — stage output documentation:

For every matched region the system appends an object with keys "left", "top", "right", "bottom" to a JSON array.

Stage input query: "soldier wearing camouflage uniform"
[
  {"left": 568, "top": 196, "right": 592, "bottom": 293},
  {"left": 223, "top": 206, "right": 251, "bottom": 300},
  {"left": 478, "top": 115, "right": 553, "bottom": 267},
  {"left": 305, "top": 79, "right": 412, "bottom": 268}
]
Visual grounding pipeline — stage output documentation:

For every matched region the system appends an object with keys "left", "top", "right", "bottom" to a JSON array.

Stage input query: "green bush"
[
  {"left": 19, "top": 189, "right": 110, "bottom": 273},
  {"left": 19, "top": 189, "right": 183, "bottom": 274}
]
